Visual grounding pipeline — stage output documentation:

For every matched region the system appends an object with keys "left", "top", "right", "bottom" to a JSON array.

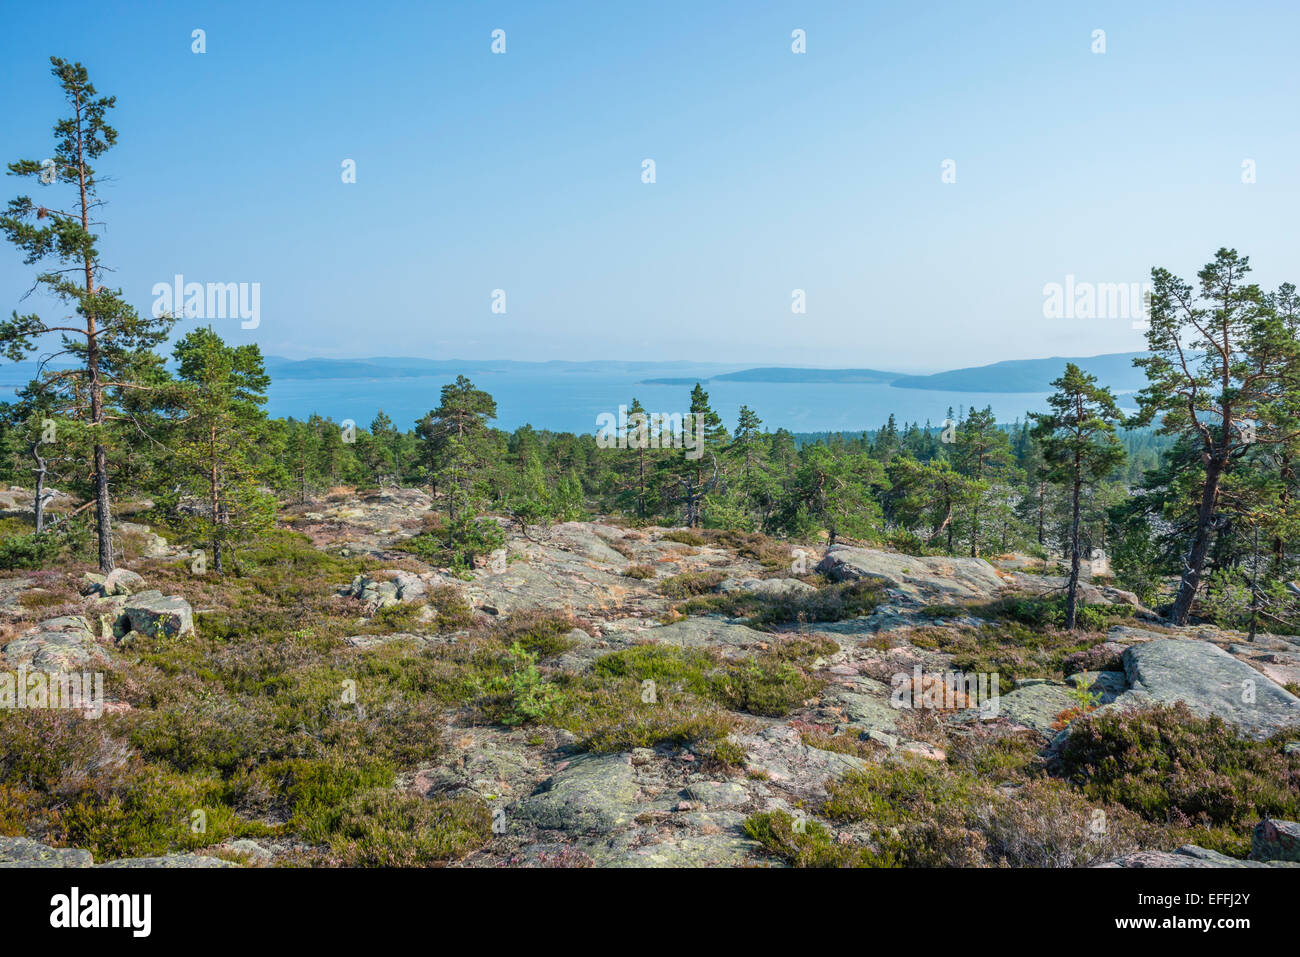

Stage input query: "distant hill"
[
  {"left": 639, "top": 355, "right": 1149, "bottom": 394},
  {"left": 265, "top": 357, "right": 743, "bottom": 381},
  {"left": 890, "top": 352, "right": 1149, "bottom": 394},
  {"left": 641, "top": 367, "right": 900, "bottom": 386},
  {"left": 4, "top": 354, "right": 1151, "bottom": 397},
  {"left": 716, "top": 367, "right": 900, "bottom": 384}
]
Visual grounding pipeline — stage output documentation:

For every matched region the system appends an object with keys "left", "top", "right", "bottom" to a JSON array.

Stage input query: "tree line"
[{"left": 3, "top": 59, "right": 1298, "bottom": 633}]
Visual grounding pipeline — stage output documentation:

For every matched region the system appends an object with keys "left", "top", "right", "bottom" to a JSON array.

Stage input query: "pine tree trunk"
[
  {"left": 1066, "top": 472, "right": 1082, "bottom": 631},
  {"left": 1036, "top": 482, "right": 1045, "bottom": 546},
  {"left": 637, "top": 449, "right": 645, "bottom": 518},
  {"left": 32, "top": 444, "right": 47, "bottom": 534},
  {"left": 1272, "top": 451, "right": 1291, "bottom": 579},
  {"left": 76, "top": 90, "right": 114, "bottom": 572},
  {"left": 211, "top": 424, "right": 222, "bottom": 574},
  {"left": 1171, "top": 455, "right": 1225, "bottom": 625},
  {"left": 92, "top": 442, "right": 113, "bottom": 571}
]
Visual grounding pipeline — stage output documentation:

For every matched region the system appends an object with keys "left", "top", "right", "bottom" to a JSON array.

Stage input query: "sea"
[{"left": 259, "top": 369, "right": 1057, "bottom": 436}]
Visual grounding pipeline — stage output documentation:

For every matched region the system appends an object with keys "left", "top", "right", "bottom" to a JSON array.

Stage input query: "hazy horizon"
[{"left": 3, "top": 1, "right": 1297, "bottom": 372}]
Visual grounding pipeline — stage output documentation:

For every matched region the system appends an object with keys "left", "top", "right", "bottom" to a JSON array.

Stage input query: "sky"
[{"left": 1, "top": 0, "right": 1297, "bottom": 373}]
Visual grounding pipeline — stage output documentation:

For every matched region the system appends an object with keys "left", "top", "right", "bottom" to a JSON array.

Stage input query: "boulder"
[
  {"left": 513, "top": 752, "right": 642, "bottom": 833},
  {"left": 816, "top": 546, "right": 1007, "bottom": 604},
  {"left": 101, "top": 568, "right": 145, "bottom": 597},
  {"left": 1251, "top": 819, "right": 1300, "bottom": 863},
  {"left": 123, "top": 590, "right": 195, "bottom": 639},
  {"left": 1118, "top": 639, "right": 1300, "bottom": 739},
  {"left": 339, "top": 573, "right": 425, "bottom": 609},
  {"left": 0, "top": 837, "right": 93, "bottom": 868},
  {"left": 80, "top": 568, "right": 145, "bottom": 598},
  {"left": 78, "top": 573, "right": 106, "bottom": 597},
  {"left": 390, "top": 570, "right": 427, "bottom": 601},
  {"left": 1065, "top": 670, "right": 1128, "bottom": 703}
]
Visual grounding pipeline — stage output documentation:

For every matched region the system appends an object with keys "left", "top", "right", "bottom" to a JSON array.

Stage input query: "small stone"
[
  {"left": 864, "top": 729, "right": 898, "bottom": 748},
  {"left": 100, "top": 568, "right": 145, "bottom": 597}
]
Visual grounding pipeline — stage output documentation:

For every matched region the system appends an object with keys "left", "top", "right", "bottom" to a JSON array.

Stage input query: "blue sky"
[{"left": 1, "top": 0, "right": 1297, "bottom": 372}]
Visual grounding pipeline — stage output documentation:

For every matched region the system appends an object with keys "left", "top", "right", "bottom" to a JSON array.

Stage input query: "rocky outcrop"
[
  {"left": 997, "top": 681, "right": 1081, "bottom": 735},
  {"left": 1001, "top": 573, "right": 1145, "bottom": 610},
  {"left": 817, "top": 546, "right": 1008, "bottom": 603},
  {"left": 0, "top": 485, "right": 76, "bottom": 520},
  {"left": 99, "top": 854, "right": 237, "bottom": 868},
  {"left": 500, "top": 744, "right": 766, "bottom": 867},
  {"left": 1098, "top": 845, "right": 1300, "bottom": 868},
  {"left": 0, "top": 837, "right": 235, "bottom": 868},
  {"left": 1116, "top": 639, "right": 1300, "bottom": 740},
  {"left": 719, "top": 577, "right": 816, "bottom": 598},
  {"left": 0, "top": 837, "right": 93, "bottom": 868},
  {"left": 733, "top": 725, "right": 868, "bottom": 800},
  {"left": 1, "top": 615, "right": 104, "bottom": 672},
  {"left": 635, "top": 617, "right": 774, "bottom": 657}
]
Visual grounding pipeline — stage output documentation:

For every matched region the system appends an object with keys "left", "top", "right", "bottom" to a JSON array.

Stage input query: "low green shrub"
[{"left": 1054, "top": 703, "right": 1300, "bottom": 855}]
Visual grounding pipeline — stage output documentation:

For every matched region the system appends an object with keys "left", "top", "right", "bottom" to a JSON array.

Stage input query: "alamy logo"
[
  {"left": 151, "top": 274, "right": 261, "bottom": 329},
  {"left": 50, "top": 887, "right": 151, "bottom": 937},
  {"left": 1, "top": 667, "right": 104, "bottom": 718},
  {"left": 890, "top": 666, "right": 1000, "bottom": 717},
  {"left": 596, "top": 405, "right": 706, "bottom": 460},
  {"left": 1042, "top": 275, "right": 1153, "bottom": 329}
]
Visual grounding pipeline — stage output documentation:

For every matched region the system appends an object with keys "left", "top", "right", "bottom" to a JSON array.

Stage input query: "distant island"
[
  {"left": 640, "top": 352, "right": 1149, "bottom": 394},
  {"left": 643, "top": 367, "right": 900, "bottom": 386}
]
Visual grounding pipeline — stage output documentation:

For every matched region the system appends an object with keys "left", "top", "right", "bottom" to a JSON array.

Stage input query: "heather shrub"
[{"left": 1055, "top": 702, "right": 1300, "bottom": 855}]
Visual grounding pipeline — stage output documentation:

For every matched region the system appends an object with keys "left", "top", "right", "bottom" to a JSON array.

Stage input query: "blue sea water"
[{"left": 258, "top": 369, "right": 1057, "bottom": 435}]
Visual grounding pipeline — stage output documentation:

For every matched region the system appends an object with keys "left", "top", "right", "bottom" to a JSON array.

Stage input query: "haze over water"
[{"left": 262, "top": 370, "right": 1057, "bottom": 435}]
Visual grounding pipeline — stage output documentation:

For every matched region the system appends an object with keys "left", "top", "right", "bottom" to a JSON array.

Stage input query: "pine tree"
[
  {"left": 669, "top": 383, "right": 728, "bottom": 526},
  {"left": 625, "top": 397, "right": 650, "bottom": 518},
  {"left": 1132, "top": 249, "right": 1300, "bottom": 623},
  {"left": 167, "top": 328, "right": 275, "bottom": 574},
  {"left": 416, "top": 375, "right": 499, "bottom": 546},
  {"left": 1030, "top": 363, "right": 1126, "bottom": 629},
  {"left": 1, "top": 58, "right": 175, "bottom": 570},
  {"left": 954, "top": 407, "right": 1016, "bottom": 557}
]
